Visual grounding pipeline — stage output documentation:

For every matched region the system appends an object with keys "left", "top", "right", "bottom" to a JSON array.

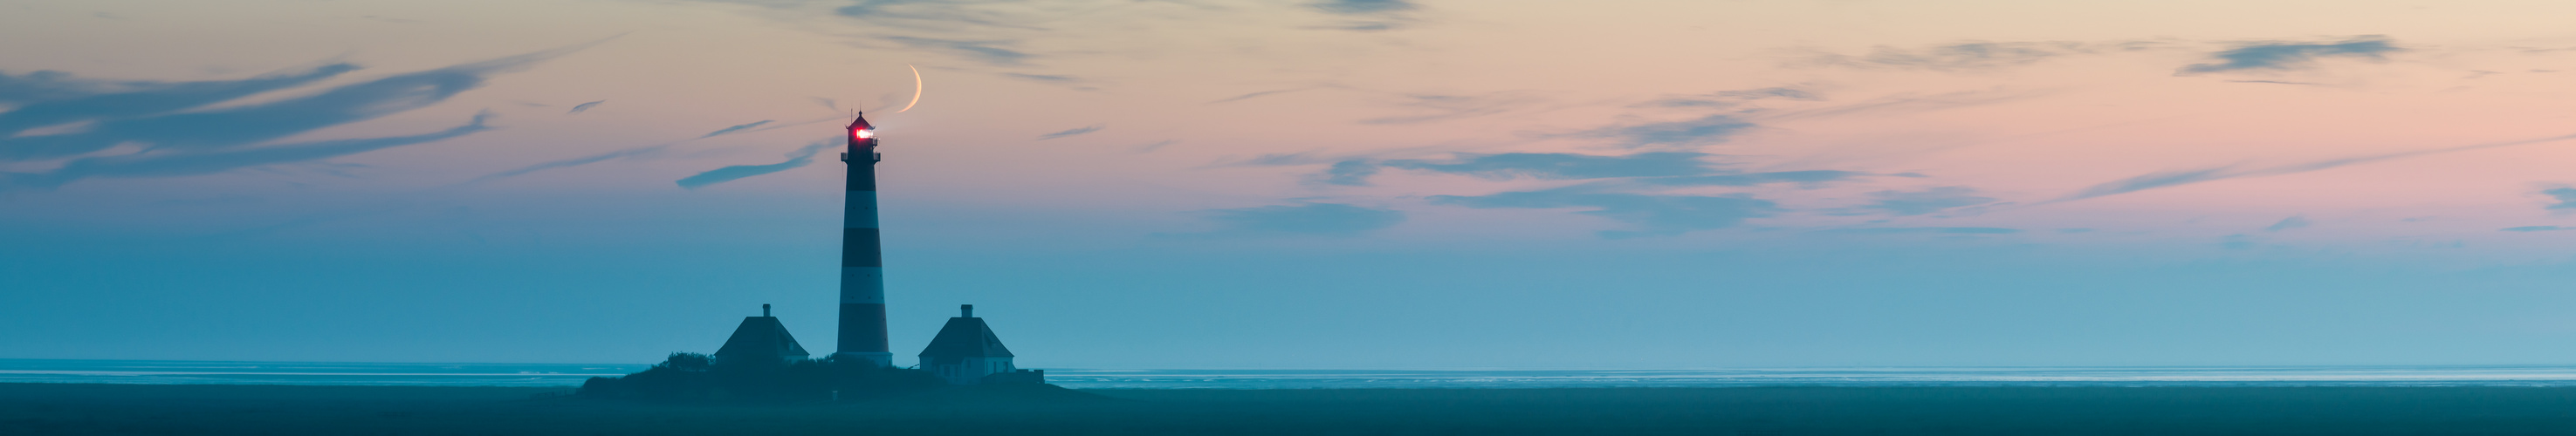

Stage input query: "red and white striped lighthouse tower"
[{"left": 835, "top": 113, "right": 894, "bottom": 366}]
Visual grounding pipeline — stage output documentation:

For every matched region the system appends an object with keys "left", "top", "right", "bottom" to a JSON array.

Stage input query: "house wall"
[{"left": 927, "top": 357, "right": 1015, "bottom": 385}]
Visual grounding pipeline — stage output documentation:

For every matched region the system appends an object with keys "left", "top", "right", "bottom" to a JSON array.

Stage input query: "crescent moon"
[{"left": 896, "top": 65, "right": 924, "bottom": 112}]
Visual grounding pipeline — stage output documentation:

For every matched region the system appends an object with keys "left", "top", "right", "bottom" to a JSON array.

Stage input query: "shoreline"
[
  {"left": 12, "top": 383, "right": 2576, "bottom": 434},
  {"left": 25, "top": 359, "right": 2576, "bottom": 389}
]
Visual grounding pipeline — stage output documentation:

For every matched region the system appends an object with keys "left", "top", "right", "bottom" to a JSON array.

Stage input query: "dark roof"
[
  {"left": 713, "top": 317, "right": 810, "bottom": 362},
  {"left": 917, "top": 317, "right": 1013, "bottom": 358}
]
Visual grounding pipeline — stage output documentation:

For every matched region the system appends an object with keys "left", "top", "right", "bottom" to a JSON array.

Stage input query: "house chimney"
[
  {"left": 961, "top": 304, "right": 973, "bottom": 317},
  {"left": 762, "top": 303, "right": 772, "bottom": 317}
]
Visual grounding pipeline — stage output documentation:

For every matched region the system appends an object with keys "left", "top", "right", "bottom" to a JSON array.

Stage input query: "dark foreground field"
[{"left": 10, "top": 383, "right": 2576, "bottom": 435}]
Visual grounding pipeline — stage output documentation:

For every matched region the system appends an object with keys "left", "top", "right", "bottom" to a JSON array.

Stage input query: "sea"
[{"left": 15, "top": 359, "right": 2576, "bottom": 389}]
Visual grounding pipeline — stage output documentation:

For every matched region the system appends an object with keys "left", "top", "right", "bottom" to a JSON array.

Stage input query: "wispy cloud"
[
  {"left": 0, "top": 70, "right": 106, "bottom": 103},
  {"left": 1635, "top": 86, "right": 1822, "bottom": 108},
  {"left": 1132, "top": 140, "right": 1176, "bottom": 153},
  {"left": 2503, "top": 226, "right": 2572, "bottom": 232},
  {"left": 1714, "top": 86, "right": 1820, "bottom": 100},
  {"left": 1305, "top": 0, "right": 1417, "bottom": 31},
  {"left": 1357, "top": 92, "right": 1541, "bottom": 125},
  {"left": 2058, "top": 167, "right": 2233, "bottom": 201},
  {"left": 1314, "top": 22, "right": 1398, "bottom": 31},
  {"left": 1820, "top": 227, "right": 2022, "bottom": 235},
  {"left": 1427, "top": 186, "right": 1777, "bottom": 238},
  {"left": 1636, "top": 170, "right": 1866, "bottom": 187},
  {"left": 2179, "top": 37, "right": 2400, "bottom": 74},
  {"left": 567, "top": 100, "right": 604, "bottom": 114},
  {"left": 1334, "top": 152, "right": 1865, "bottom": 187},
  {"left": 1314, "top": 160, "right": 1379, "bottom": 186},
  {"left": 1231, "top": 152, "right": 1350, "bottom": 167},
  {"left": 1208, "top": 88, "right": 1309, "bottom": 104},
  {"left": 1037, "top": 124, "right": 1103, "bottom": 140},
  {"left": 477, "top": 114, "right": 846, "bottom": 182},
  {"left": 1571, "top": 114, "right": 1758, "bottom": 149},
  {"left": 2542, "top": 187, "right": 2576, "bottom": 211},
  {"left": 1381, "top": 152, "right": 1716, "bottom": 180},
  {"left": 1188, "top": 202, "right": 1406, "bottom": 236},
  {"left": 1634, "top": 99, "right": 1735, "bottom": 109},
  {"left": 2227, "top": 79, "right": 2324, "bottom": 85},
  {"left": 1003, "top": 72, "right": 1078, "bottom": 83},
  {"left": 883, "top": 36, "right": 1030, "bottom": 65},
  {"left": 0, "top": 63, "right": 360, "bottom": 136},
  {"left": 2265, "top": 215, "right": 2312, "bottom": 232},
  {"left": 699, "top": 120, "right": 773, "bottom": 138},
  {"left": 0, "top": 42, "right": 598, "bottom": 188},
  {"left": 1309, "top": 0, "right": 1414, "bottom": 14},
  {"left": 0, "top": 44, "right": 587, "bottom": 161},
  {"left": 2056, "top": 132, "right": 2576, "bottom": 202},
  {"left": 1759, "top": 89, "right": 2037, "bottom": 122},
  {"left": 1798, "top": 41, "right": 2124, "bottom": 71},
  {"left": 834, "top": 0, "right": 1050, "bottom": 31},
  {"left": 6, "top": 112, "right": 493, "bottom": 190},
  {"left": 676, "top": 140, "right": 835, "bottom": 189},
  {"left": 1850, "top": 187, "right": 1996, "bottom": 215},
  {"left": 472, "top": 144, "right": 674, "bottom": 183}
]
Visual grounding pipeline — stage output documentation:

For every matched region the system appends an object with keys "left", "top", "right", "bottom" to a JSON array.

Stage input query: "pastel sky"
[{"left": 8, "top": 0, "right": 2576, "bottom": 368}]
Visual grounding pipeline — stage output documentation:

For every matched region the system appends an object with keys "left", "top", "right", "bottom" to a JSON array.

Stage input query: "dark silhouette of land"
[
  {"left": 12, "top": 383, "right": 2576, "bottom": 434},
  {"left": 577, "top": 353, "right": 949, "bottom": 402}
]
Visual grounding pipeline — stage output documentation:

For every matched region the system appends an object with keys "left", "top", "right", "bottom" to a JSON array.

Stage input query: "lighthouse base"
[{"left": 831, "top": 352, "right": 895, "bottom": 367}]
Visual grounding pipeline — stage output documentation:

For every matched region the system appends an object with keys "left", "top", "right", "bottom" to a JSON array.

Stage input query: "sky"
[{"left": 7, "top": 0, "right": 2576, "bottom": 369}]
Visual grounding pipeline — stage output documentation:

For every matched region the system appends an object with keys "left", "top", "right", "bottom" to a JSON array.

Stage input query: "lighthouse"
[{"left": 834, "top": 113, "right": 894, "bottom": 367}]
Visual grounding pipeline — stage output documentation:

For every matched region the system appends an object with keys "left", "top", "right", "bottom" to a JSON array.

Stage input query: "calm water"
[{"left": 12, "top": 359, "right": 2576, "bottom": 389}]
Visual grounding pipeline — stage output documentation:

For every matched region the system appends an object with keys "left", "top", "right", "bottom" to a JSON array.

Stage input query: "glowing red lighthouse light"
[{"left": 847, "top": 112, "right": 878, "bottom": 145}]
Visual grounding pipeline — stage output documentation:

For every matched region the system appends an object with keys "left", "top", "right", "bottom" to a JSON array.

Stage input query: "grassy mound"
[{"left": 577, "top": 353, "right": 944, "bottom": 402}]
